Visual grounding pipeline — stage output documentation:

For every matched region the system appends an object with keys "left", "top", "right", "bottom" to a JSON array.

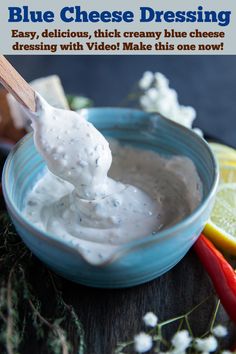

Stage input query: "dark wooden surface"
[
  {"left": 20, "top": 248, "right": 236, "bottom": 354},
  {"left": 58, "top": 252, "right": 236, "bottom": 353}
]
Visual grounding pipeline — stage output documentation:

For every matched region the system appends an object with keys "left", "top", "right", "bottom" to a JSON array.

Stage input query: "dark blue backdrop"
[{"left": 7, "top": 55, "right": 236, "bottom": 147}]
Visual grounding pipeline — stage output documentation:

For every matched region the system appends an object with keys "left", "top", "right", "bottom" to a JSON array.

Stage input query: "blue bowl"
[{"left": 2, "top": 108, "right": 218, "bottom": 288}]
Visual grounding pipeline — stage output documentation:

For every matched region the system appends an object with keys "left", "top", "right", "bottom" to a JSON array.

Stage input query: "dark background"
[{"left": 7, "top": 55, "right": 236, "bottom": 147}]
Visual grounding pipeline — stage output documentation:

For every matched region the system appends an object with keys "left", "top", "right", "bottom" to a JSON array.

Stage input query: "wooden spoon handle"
[{"left": 0, "top": 55, "right": 36, "bottom": 112}]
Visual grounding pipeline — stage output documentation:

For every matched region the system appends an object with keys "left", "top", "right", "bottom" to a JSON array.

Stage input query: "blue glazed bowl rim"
[{"left": 2, "top": 108, "right": 219, "bottom": 266}]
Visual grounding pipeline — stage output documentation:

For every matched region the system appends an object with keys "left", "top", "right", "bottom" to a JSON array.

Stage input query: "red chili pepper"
[{"left": 194, "top": 234, "right": 236, "bottom": 324}]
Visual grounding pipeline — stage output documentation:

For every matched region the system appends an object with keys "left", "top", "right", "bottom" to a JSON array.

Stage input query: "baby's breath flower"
[
  {"left": 138, "top": 71, "right": 200, "bottom": 134},
  {"left": 171, "top": 330, "right": 191, "bottom": 351},
  {"left": 134, "top": 332, "right": 153, "bottom": 353},
  {"left": 195, "top": 336, "right": 218, "bottom": 352},
  {"left": 154, "top": 72, "right": 169, "bottom": 88},
  {"left": 193, "top": 127, "right": 203, "bottom": 136},
  {"left": 139, "top": 71, "right": 154, "bottom": 90},
  {"left": 212, "top": 325, "right": 228, "bottom": 338},
  {"left": 143, "top": 312, "right": 158, "bottom": 327},
  {"left": 146, "top": 88, "right": 159, "bottom": 100}
]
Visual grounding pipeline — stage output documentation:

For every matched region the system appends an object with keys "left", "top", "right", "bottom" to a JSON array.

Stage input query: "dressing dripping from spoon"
[{"left": 0, "top": 55, "right": 113, "bottom": 199}]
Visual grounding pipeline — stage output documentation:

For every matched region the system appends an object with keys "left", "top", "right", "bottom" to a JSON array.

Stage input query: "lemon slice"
[
  {"left": 209, "top": 143, "right": 236, "bottom": 165},
  {"left": 204, "top": 183, "right": 236, "bottom": 254},
  {"left": 204, "top": 143, "right": 236, "bottom": 254},
  {"left": 209, "top": 142, "right": 236, "bottom": 184},
  {"left": 220, "top": 165, "right": 236, "bottom": 183},
  {"left": 209, "top": 142, "right": 236, "bottom": 159}
]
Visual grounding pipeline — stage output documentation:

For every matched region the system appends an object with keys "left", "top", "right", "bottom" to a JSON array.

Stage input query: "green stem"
[
  {"left": 177, "top": 318, "right": 184, "bottom": 332},
  {"left": 155, "top": 326, "right": 162, "bottom": 352},
  {"left": 115, "top": 340, "right": 133, "bottom": 353},
  {"left": 0, "top": 311, "right": 7, "bottom": 323},
  {"left": 185, "top": 316, "right": 194, "bottom": 337},
  {"left": 159, "top": 295, "right": 213, "bottom": 329},
  {"left": 186, "top": 295, "right": 213, "bottom": 316},
  {"left": 6, "top": 264, "right": 15, "bottom": 354},
  {"left": 28, "top": 299, "right": 69, "bottom": 354},
  {"left": 159, "top": 314, "right": 186, "bottom": 327},
  {"left": 210, "top": 300, "right": 220, "bottom": 332},
  {"left": 48, "top": 272, "right": 86, "bottom": 354}
]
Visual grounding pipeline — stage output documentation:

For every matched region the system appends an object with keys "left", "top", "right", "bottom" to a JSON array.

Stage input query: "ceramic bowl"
[{"left": 2, "top": 108, "right": 218, "bottom": 288}]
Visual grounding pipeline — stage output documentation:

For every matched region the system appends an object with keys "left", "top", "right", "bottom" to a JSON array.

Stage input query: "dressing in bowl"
[{"left": 2, "top": 108, "right": 218, "bottom": 288}]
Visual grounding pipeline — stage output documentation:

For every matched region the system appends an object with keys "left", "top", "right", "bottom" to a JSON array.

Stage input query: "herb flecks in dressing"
[{"left": 24, "top": 94, "right": 202, "bottom": 265}]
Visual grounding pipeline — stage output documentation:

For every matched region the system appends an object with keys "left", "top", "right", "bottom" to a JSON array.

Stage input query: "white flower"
[
  {"left": 139, "top": 71, "right": 199, "bottom": 133},
  {"left": 195, "top": 336, "right": 218, "bottom": 352},
  {"left": 212, "top": 324, "right": 228, "bottom": 338},
  {"left": 143, "top": 312, "right": 158, "bottom": 327},
  {"left": 171, "top": 330, "right": 192, "bottom": 351},
  {"left": 178, "top": 106, "right": 196, "bottom": 124},
  {"left": 154, "top": 72, "right": 169, "bottom": 89},
  {"left": 139, "top": 95, "right": 151, "bottom": 109},
  {"left": 193, "top": 127, "right": 203, "bottom": 137},
  {"left": 146, "top": 88, "right": 159, "bottom": 100},
  {"left": 221, "top": 351, "right": 232, "bottom": 354},
  {"left": 139, "top": 71, "right": 154, "bottom": 90},
  {"left": 134, "top": 332, "right": 153, "bottom": 353}
]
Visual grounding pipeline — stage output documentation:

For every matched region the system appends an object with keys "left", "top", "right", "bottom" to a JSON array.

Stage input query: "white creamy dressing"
[{"left": 23, "top": 94, "right": 202, "bottom": 265}]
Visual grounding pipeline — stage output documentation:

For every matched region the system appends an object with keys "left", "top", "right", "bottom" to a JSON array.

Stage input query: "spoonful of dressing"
[
  {"left": 0, "top": 55, "right": 113, "bottom": 199},
  {"left": 32, "top": 95, "right": 113, "bottom": 199}
]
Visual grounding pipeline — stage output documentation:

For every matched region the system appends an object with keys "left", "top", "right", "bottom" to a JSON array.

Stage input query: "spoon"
[
  {"left": 0, "top": 55, "right": 36, "bottom": 112},
  {"left": 0, "top": 55, "right": 112, "bottom": 200}
]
